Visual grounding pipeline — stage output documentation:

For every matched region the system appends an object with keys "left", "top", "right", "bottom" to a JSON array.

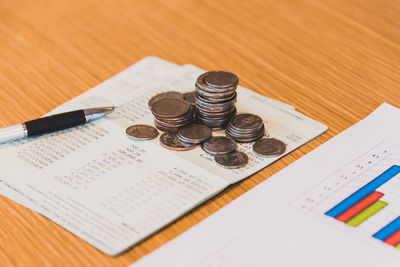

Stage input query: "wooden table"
[{"left": 0, "top": 0, "right": 399, "bottom": 265}]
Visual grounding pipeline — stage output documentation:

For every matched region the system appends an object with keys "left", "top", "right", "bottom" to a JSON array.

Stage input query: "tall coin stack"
[{"left": 195, "top": 71, "right": 238, "bottom": 129}]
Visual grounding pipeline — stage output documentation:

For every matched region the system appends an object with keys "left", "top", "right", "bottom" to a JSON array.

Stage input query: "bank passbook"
[{"left": 0, "top": 57, "right": 327, "bottom": 255}]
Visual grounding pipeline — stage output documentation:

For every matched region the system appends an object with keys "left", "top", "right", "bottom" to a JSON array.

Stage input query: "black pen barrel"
[{"left": 24, "top": 110, "right": 86, "bottom": 136}]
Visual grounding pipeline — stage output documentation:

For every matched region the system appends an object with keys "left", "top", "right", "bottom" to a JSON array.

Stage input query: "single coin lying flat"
[
  {"left": 252, "top": 137, "right": 286, "bottom": 157},
  {"left": 202, "top": 136, "right": 236, "bottom": 155},
  {"left": 126, "top": 124, "right": 159, "bottom": 141},
  {"left": 214, "top": 151, "right": 249, "bottom": 169}
]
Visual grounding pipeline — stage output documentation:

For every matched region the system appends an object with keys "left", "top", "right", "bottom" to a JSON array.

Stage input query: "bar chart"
[{"left": 292, "top": 141, "right": 400, "bottom": 250}]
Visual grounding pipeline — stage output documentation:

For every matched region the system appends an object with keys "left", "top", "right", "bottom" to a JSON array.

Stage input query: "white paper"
[
  {"left": 132, "top": 103, "right": 400, "bottom": 267},
  {"left": 0, "top": 57, "right": 326, "bottom": 256}
]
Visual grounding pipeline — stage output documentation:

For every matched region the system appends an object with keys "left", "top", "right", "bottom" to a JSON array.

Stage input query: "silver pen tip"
[{"left": 84, "top": 106, "right": 118, "bottom": 121}]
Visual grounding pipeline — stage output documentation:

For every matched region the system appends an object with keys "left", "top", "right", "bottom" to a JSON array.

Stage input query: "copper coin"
[
  {"left": 154, "top": 120, "right": 179, "bottom": 132},
  {"left": 183, "top": 91, "right": 196, "bottom": 106},
  {"left": 214, "top": 151, "right": 249, "bottom": 169},
  {"left": 204, "top": 71, "right": 239, "bottom": 88},
  {"left": 202, "top": 136, "right": 236, "bottom": 155},
  {"left": 148, "top": 91, "right": 183, "bottom": 108},
  {"left": 178, "top": 123, "right": 212, "bottom": 144},
  {"left": 252, "top": 138, "right": 286, "bottom": 157},
  {"left": 126, "top": 124, "right": 159, "bottom": 141},
  {"left": 151, "top": 98, "right": 190, "bottom": 119},
  {"left": 159, "top": 132, "right": 196, "bottom": 151}
]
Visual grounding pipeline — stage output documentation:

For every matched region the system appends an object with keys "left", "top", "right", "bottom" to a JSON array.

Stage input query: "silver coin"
[
  {"left": 155, "top": 116, "right": 192, "bottom": 128},
  {"left": 153, "top": 106, "right": 194, "bottom": 123},
  {"left": 196, "top": 117, "right": 230, "bottom": 126},
  {"left": 196, "top": 103, "right": 235, "bottom": 114},
  {"left": 195, "top": 95, "right": 236, "bottom": 109},
  {"left": 196, "top": 107, "right": 237, "bottom": 118},
  {"left": 151, "top": 98, "right": 190, "bottom": 119},
  {"left": 214, "top": 151, "right": 249, "bottom": 169},
  {"left": 154, "top": 119, "right": 179, "bottom": 132},
  {"left": 126, "top": 124, "right": 159, "bottom": 140},
  {"left": 226, "top": 124, "right": 265, "bottom": 138},
  {"left": 178, "top": 123, "right": 212, "bottom": 144},
  {"left": 253, "top": 138, "right": 286, "bottom": 157},
  {"left": 230, "top": 113, "right": 264, "bottom": 132},
  {"left": 148, "top": 91, "right": 183, "bottom": 108},
  {"left": 159, "top": 132, "right": 196, "bottom": 151},
  {"left": 204, "top": 71, "right": 239, "bottom": 88},
  {"left": 196, "top": 92, "right": 237, "bottom": 104},
  {"left": 194, "top": 71, "right": 238, "bottom": 128},
  {"left": 196, "top": 88, "right": 235, "bottom": 99},
  {"left": 196, "top": 73, "right": 237, "bottom": 93},
  {"left": 202, "top": 136, "right": 236, "bottom": 155},
  {"left": 196, "top": 116, "right": 231, "bottom": 128},
  {"left": 226, "top": 123, "right": 265, "bottom": 143}
]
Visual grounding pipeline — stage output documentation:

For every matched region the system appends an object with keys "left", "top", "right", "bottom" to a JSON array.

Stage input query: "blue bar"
[
  {"left": 373, "top": 216, "right": 400, "bottom": 240},
  {"left": 325, "top": 165, "right": 400, "bottom": 218}
]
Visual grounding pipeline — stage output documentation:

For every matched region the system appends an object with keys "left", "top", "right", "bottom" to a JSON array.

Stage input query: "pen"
[{"left": 0, "top": 107, "right": 117, "bottom": 144}]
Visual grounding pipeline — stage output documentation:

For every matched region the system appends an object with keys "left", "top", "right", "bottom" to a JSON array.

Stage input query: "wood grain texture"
[{"left": 0, "top": 0, "right": 399, "bottom": 265}]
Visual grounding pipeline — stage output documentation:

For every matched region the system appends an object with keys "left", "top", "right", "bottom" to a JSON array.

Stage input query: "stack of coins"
[
  {"left": 140, "top": 71, "right": 280, "bottom": 169},
  {"left": 195, "top": 71, "right": 238, "bottom": 129},
  {"left": 178, "top": 123, "right": 212, "bottom": 144},
  {"left": 226, "top": 113, "right": 265, "bottom": 143},
  {"left": 150, "top": 98, "right": 194, "bottom": 132},
  {"left": 148, "top": 91, "right": 183, "bottom": 109}
]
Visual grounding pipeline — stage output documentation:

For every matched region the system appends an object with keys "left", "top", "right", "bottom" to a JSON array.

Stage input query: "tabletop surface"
[{"left": 0, "top": 0, "right": 399, "bottom": 266}]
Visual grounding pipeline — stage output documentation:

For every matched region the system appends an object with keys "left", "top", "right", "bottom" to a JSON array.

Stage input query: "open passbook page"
[{"left": 0, "top": 57, "right": 327, "bottom": 255}]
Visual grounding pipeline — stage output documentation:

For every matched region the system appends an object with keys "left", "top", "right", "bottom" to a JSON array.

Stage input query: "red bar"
[
  {"left": 335, "top": 191, "right": 384, "bottom": 222},
  {"left": 384, "top": 228, "right": 400, "bottom": 246}
]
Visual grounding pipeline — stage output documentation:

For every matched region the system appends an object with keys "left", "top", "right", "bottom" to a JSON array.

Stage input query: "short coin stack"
[
  {"left": 195, "top": 71, "right": 238, "bottom": 129},
  {"left": 150, "top": 98, "right": 194, "bottom": 132},
  {"left": 226, "top": 113, "right": 265, "bottom": 142},
  {"left": 148, "top": 91, "right": 183, "bottom": 109},
  {"left": 178, "top": 123, "right": 212, "bottom": 144}
]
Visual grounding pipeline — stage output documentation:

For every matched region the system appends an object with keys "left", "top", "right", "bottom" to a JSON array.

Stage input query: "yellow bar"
[{"left": 346, "top": 201, "right": 387, "bottom": 227}]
